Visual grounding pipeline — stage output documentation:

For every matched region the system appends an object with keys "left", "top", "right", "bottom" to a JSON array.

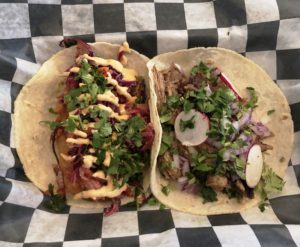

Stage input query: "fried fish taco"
[
  {"left": 147, "top": 47, "right": 293, "bottom": 215},
  {"left": 15, "top": 40, "right": 155, "bottom": 214}
]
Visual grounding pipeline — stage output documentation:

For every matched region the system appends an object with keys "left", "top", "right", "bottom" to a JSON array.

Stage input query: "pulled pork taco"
[
  {"left": 147, "top": 47, "right": 293, "bottom": 215},
  {"left": 15, "top": 40, "right": 155, "bottom": 214}
]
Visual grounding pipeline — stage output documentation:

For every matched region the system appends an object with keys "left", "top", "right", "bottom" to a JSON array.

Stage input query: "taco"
[
  {"left": 147, "top": 47, "right": 293, "bottom": 215},
  {"left": 14, "top": 40, "right": 155, "bottom": 214}
]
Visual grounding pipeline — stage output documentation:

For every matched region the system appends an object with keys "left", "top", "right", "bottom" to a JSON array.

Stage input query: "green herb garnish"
[
  {"left": 201, "top": 186, "right": 217, "bottom": 203},
  {"left": 161, "top": 185, "right": 170, "bottom": 196},
  {"left": 147, "top": 196, "right": 159, "bottom": 205},
  {"left": 180, "top": 115, "right": 195, "bottom": 132},
  {"left": 43, "top": 184, "right": 67, "bottom": 213},
  {"left": 39, "top": 120, "right": 61, "bottom": 130},
  {"left": 160, "top": 112, "right": 172, "bottom": 123},
  {"left": 245, "top": 87, "right": 258, "bottom": 108}
]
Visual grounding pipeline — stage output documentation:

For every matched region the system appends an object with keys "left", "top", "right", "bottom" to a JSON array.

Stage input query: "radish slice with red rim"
[
  {"left": 174, "top": 109, "right": 209, "bottom": 146},
  {"left": 219, "top": 72, "right": 242, "bottom": 100}
]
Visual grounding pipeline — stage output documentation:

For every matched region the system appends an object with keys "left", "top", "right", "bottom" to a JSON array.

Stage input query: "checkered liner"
[{"left": 0, "top": 0, "right": 300, "bottom": 246}]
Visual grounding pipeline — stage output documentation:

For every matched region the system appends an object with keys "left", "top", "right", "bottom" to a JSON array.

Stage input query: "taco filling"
[
  {"left": 154, "top": 61, "right": 284, "bottom": 210},
  {"left": 42, "top": 41, "right": 154, "bottom": 215}
]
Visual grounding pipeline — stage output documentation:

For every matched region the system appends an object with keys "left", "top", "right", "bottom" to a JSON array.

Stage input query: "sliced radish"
[
  {"left": 246, "top": 145, "right": 263, "bottom": 188},
  {"left": 214, "top": 68, "right": 242, "bottom": 100},
  {"left": 174, "top": 109, "right": 209, "bottom": 146}
]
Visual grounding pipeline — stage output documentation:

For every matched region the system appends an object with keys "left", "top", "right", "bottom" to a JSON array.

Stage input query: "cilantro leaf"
[
  {"left": 197, "top": 101, "right": 215, "bottom": 113},
  {"left": 92, "top": 132, "right": 105, "bottom": 148},
  {"left": 245, "top": 87, "right": 258, "bottom": 108},
  {"left": 258, "top": 201, "right": 269, "bottom": 212},
  {"left": 107, "top": 158, "right": 119, "bottom": 175},
  {"left": 126, "top": 116, "right": 145, "bottom": 148},
  {"left": 255, "top": 166, "right": 285, "bottom": 212},
  {"left": 81, "top": 73, "right": 94, "bottom": 84},
  {"left": 95, "top": 121, "right": 112, "bottom": 138},
  {"left": 159, "top": 143, "right": 169, "bottom": 156},
  {"left": 114, "top": 121, "right": 127, "bottom": 133},
  {"left": 159, "top": 203, "right": 166, "bottom": 210},
  {"left": 183, "top": 100, "right": 194, "bottom": 113},
  {"left": 147, "top": 196, "right": 159, "bottom": 205},
  {"left": 160, "top": 112, "right": 172, "bottom": 123},
  {"left": 43, "top": 184, "right": 67, "bottom": 213},
  {"left": 192, "top": 153, "right": 213, "bottom": 172},
  {"left": 97, "top": 150, "right": 106, "bottom": 165},
  {"left": 191, "top": 62, "right": 211, "bottom": 78},
  {"left": 88, "top": 83, "right": 98, "bottom": 102},
  {"left": 94, "top": 72, "right": 107, "bottom": 93},
  {"left": 161, "top": 185, "right": 170, "bottom": 196},
  {"left": 180, "top": 115, "right": 195, "bottom": 132},
  {"left": 201, "top": 186, "right": 217, "bottom": 203},
  {"left": 64, "top": 117, "right": 77, "bottom": 132},
  {"left": 234, "top": 158, "right": 246, "bottom": 180},
  {"left": 39, "top": 121, "right": 61, "bottom": 130},
  {"left": 166, "top": 95, "right": 182, "bottom": 109},
  {"left": 262, "top": 166, "right": 285, "bottom": 194}
]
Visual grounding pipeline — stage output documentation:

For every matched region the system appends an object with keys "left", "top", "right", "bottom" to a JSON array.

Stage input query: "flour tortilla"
[
  {"left": 147, "top": 47, "right": 294, "bottom": 215},
  {"left": 14, "top": 42, "right": 151, "bottom": 208}
]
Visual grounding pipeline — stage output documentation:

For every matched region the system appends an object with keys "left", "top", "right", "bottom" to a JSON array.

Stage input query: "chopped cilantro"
[
  {"left": 201, "top": 186, "right": 217, "bottom": 203},
  {"left": 159, "top": 132, "right": 173, "bottom": 155},
  {"left": 39, "top": 121, "right": 61, "bottom": 130},
  {"left": 231, "top": 139, "right": 247, "bottom": 149},
  {"left": 183, "top": 100, "right": 194, "bottom": 113},
  {"left": 258, "top": 201, "right": 269, "bottom": 212},
  {"left": 160, "top": 112, "right": 172, "bottom": 123},
  {"left": 81, "top": 73, "right": 94, "bottom": 84},
  {"left": 245, "top": 87, "right": 258, "bottom": 108},
  {"left": 64, "top": 88, "right": 83, "bottom": 112},
  {"left": 88, "top": 83, "right": 98, "bottom": 102},
  {"left": 97, "top": 150, "right": 106, "bottom": 165},
  {"left": 162, "top": 133, "right": 173, "bottom": 146},
  {"left": 64, "top": 117, "right": 77, "bottom": 132},
  {"left": 43, "top": 184, "right": 67, "bottom": 213},
  {"left": 107, "top": 159, "right": 119, "bottom": 175},
  {"left": 159, "top": 143, "right": 169, "bottom": 156},
  {"left": 92, "top": 132, "right": 105, "bottom": 148},
  {"left": 94, "top": 121, "right": 112, "bottom": 138},
  {"left": 197, "top": 101, "right": 215, "bottom": 113},
  {"left": 191, "top": 62, "right": 211, "bottom": 78},
  {"left": 147, "top": 196, "right": 159, "bottom": 205},
  {"left": 267, "top": 109, "right": 275, "bottom": 115},
  {"left": 166, "top": 95, "right": 182, "bottom": 109},
  {"left": 180, "top": 115, "right": 195, "bottom": 132},
  {"left": 256, "top": 166, "right": 285, "bottom": 212},
  {"left": 234, "top": 158, "right": 246, "bottom": 180},
  {"left": 114, "top": 121, "right": 127, "bottom": 133},
  {"left": 192, "top": 153, "right": 213, "bottom": 172},
  {"left": 94, "top": 72, "right": 107, "bottom": 93},
  {"left": 76, "top": 60, "right": 93, "bottom": 84},
  {"left": 161, "top": 185, "right": 170, "bottom": 196},
  {"left": 89, "top": 106, "right": 101, "bottom": 118},
  {"left": 262, "top": 166, "right": 285, "bottom": 194},
  {"left": 159, "top": 203, "right": 166, "bottom": 210},
  {"left": 223, "top": 187, "right": 243, "bottom": 200},
  {"left": 125, "top": 116, "right": 145, "bottom": 148}
]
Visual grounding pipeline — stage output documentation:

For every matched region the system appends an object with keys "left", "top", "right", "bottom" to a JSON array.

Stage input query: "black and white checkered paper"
[{"left": 1, "top": 0, "right": 300, "bottom": 246}]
